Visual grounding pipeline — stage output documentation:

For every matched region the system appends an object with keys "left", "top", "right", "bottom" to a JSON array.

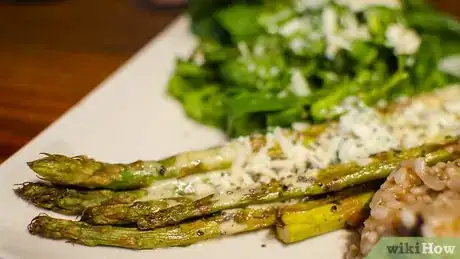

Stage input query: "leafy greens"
[{"left": 168, "top": 0, "right": 460, "bottom": 137}]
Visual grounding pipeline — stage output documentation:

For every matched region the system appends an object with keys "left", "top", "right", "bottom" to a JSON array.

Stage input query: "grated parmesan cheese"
[
  {"left": 143, "top": 86, "right": 460, "bottom": 203},
  {"left": 322, "top": 7, "right": 370, "bottom": 59},
  {"left": 260, "top": 9, "right": 293, "bottom": 34},
  {"left": 386, "top": 24, "right": 421, "bottom": 55},
  {"left": 289, "top": 37, "right": 307, "bottom": 54},
  {"left": 292, "top": 122, "right": 310, "bottom": 132},
  {"left": 295, "top": 0, "right": 329, "bottom": 12},
  {"left": 439, "top": 54, "right": 460, "bottom": 78},
  {"left": 279, "top": 18, "right": 305, "bottom": 37},
  {"left": 290, "top": 68, "right": 311, "bottom": 97},
  {"left": 387, "top": 85, "right": 460, "bottom": 148},
  {"left": 219, "top": 220, "right": 248, "bottom": 235}
]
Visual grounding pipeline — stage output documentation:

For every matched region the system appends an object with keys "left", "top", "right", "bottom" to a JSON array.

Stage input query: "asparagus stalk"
[
  {"left": 275, "top": 191, "right": 374, "bottom": 243},
  {"left": 87, "top": 140, "right": 458, "bottom": 229},
  {"left": 29, "top": 206, "right": 277, "bottom": 249},
  {"left": 27, "top": 127, "right": 326, "bottom": 190},
  {"left": 28, "top": 186, "right": 373, "bottom": 249},
  {"left": 14, "top": 182, "right": 147, "bottom": 215},
  {"left": 82, "top": 177, "right": 377, "bottom": 226},
  {"left": 81, "top": 197, "right": 193, "bottom": 225}
]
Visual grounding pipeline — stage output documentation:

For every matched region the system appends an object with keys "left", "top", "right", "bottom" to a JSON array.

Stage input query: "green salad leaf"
[{"left": 168, "top": 0, "right": 460, "bottom": 137}]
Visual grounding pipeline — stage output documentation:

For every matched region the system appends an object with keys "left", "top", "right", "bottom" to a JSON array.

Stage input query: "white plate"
[{"left": 0, "top": 17, "right": 353, "bottom": 259}]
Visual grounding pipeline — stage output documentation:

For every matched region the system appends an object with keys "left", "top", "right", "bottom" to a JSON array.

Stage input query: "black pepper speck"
[
  {"left": 330, "top": 205, "right": 338, "bottom": 213},
  {"left": 297, "top": 176, "right": 307, "bottom": 183},
  {"left": 271, "top": 167, "right": 281, "bottom": 174},
  {"left": 159, "top": 166, "right": 166, "bottom": 176}
]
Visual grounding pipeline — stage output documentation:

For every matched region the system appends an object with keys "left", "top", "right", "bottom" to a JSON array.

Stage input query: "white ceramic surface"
[{"left": 0, "top": 17, "right": 353, "bottom": 259}]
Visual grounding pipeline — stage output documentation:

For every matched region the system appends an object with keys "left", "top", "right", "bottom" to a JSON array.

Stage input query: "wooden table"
[
  {"left": 0, "top": 0, "right": 458, "bottom": 162},
  {"left": 0, "top": 0, "right": 181, "bottom": 162}
]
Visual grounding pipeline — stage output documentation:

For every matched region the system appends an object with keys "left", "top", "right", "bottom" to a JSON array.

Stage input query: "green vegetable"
[
  {"left": 27, "top": 146, "right": 237, "bottom": 189},
  {"left": 28, "top": 206, "right": 276, "bottom": 249},
  {"left": 134, "top": 141, "right": 458, "bottom": 230},
  {"left": 182, "top": 85, "right": 227, "bottom": 128},
  {"left": 276, "top": 191, "right": 374, "bottom": 243},
  {"left": 215, "top": 4, "right": 262, "bottom": 41},
  {"left": 350, "top": 41, "right": 379, "bottom": 65},
  {"left": 267, "top": 106, "right": 307, "bottom": 128},
  {"left": 169, "top": 0, "right": 459, "bottom": 138},
  {"left": 406, "top": 9, "right": 460, "bottom": 36},
  {"left": 362, "top": 71, "right": 409, "bottom": 105},
  {"left": 14, "top": 182, "right": 147, "bottom": 215},
  {"left": 167, "top": 74, "right": 193, "bottom": 101},
  {"left": 81, "top": 197, "right": 193, "bottom": 225},
  {"left": 188, "top": 0, "right": 261, "bottom": 43},
  {"left": 411, "top": 34, "right": 446, "bottom": 93},
  {"left": 26, "top": 126, "right": 327, "bottom": 190},
  {"left": 311, "top": 80, "right": 360, "bottom": 121},
  {"left": 28, "top": 185, "right": 376, "bottom": 249},
  {"left": 227, "top": 92, "right": 310, "bottom": 136},
  {"left": 365, "top": 7, "right": 400, "bottom": 40}
]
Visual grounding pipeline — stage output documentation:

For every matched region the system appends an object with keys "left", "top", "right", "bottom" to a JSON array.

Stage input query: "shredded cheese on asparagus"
[{"left": 146, "top": 85, "right": 460, "bottom": 200}]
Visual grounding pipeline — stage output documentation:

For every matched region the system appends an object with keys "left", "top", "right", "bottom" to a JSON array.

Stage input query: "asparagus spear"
[
  {"left": 27, "top": 127, "right": 326, "bottom": 190},
  {"left": 88, "top": 140, "right": 458, "bottom": 229},
  {"left": 79, "top": 176, "right": 376, "bottom": 226},
  {"left": 276, "top": 191, "right": 374, "bottom": 243},
  {"left": 14, "top": 182, "right": 147, "bottom": 215},
  {"left": 28, "top": 186, "right": 373, "bottom": 249},
  {"left": 29, "top": 206, "right": 278, "bottom": 249},
  {"left": 81, "top": 197, "right": 193, "bottom": 225}
]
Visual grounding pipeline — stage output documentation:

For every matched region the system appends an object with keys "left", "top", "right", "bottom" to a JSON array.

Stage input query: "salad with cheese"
[{"left": 168, "top": 0, "right": 460, "bottom": 137}]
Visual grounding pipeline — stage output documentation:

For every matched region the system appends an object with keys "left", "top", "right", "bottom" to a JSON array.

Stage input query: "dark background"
[{"left": 0, "top": 0, "right": 458, "bottom": 162}]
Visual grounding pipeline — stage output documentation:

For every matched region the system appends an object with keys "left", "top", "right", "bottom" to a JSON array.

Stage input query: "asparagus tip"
[
  {"left": 28, "top": 215, "right": 50, "bottom": 236},
  {"left": 13, "top": 182, "right": 76, "bottom": 214},
  {"left": 27, "top": 154, "right": 93, "bottom": 183},
  {"left": 14, "top": 181, "right": 49, "bottom": 199},
  {"left": 28, "top": 214, "right": 81, "bottom": 240}
]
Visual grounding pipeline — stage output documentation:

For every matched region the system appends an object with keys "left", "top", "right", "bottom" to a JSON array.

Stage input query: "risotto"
[{"left": 352, "top": 144, "right": 460, "bottom": 257}]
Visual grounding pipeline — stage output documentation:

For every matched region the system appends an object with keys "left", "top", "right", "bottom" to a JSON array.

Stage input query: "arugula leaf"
[
  {"left": 175, "top": 60, "right": 212, "bottom": 79},
  {"left": 267, "top": 107, "right": 307, "bottom": 127},
  {"left": 406, "top": 9, "right": 460, "bottom": 36},
  {"left": 167, "top": 74, "right": 193, "bottom": 101},
  {"left": 219, "top": 38, "right": 290, "bottom": 91},
  {"left": 310, "top": 82, "right": 354, "bottom": 121},
  {"left": 226, "top": 91, "right": 311, "bottom": 136},
  {"left": 191, "top": 17, "right": 231, "bottom": 44},
  {"left": 189, "top": 0, "right": 263, "bottom": 43},
  {"left": 215, "top": 4, "right": 263, "bottom": 41},
  {"left": 411, "top": 34, "right": 444, "bottom": 92},
  {"left": 183, "top": 85, "right": 227, "bottom": 128},
  {"left": 350, "top": 41, "right": 379, "bottom": 66},
  {"left": 229, "top": 92, "right": 301, "bottom": 118}
]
